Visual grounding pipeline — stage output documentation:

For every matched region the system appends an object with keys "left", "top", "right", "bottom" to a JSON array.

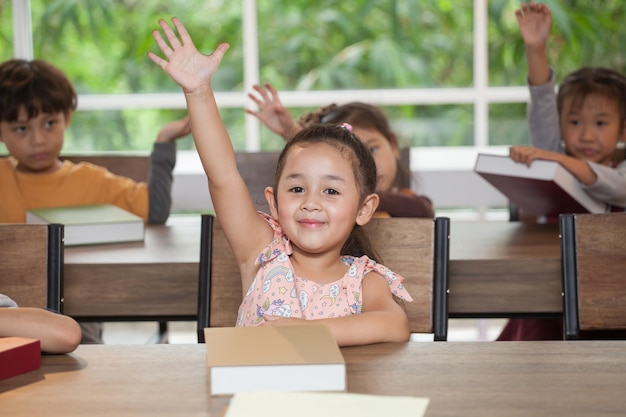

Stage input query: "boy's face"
[
  {"left": 560, "top": 94, "right": 626, "bottom": 166},
  {"left": 0, "top": 107, "right": 70, "bottom": 174}
]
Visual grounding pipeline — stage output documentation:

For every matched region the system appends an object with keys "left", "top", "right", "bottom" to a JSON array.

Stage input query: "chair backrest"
[
  {"left": 235, "top": 151, "right": 280, "bottom": 211},
  {"left": 233, "top": 149, "right": 410, "bottom": 211},
  {"left": 0, "top": 224, "right": 64, "bottom": 312},
  {"left": 197, "top": 215, "right": 449, "bottom": 342},
  {"left": 60, "top": 154, "right": 150, "bottom": 182},
  {"left": 560, "top": 212, "right": 626, "bottom": 339}
]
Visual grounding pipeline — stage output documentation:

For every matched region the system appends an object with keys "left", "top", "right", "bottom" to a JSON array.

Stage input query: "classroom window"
[{"left": 4, "top": 0, "right": 626, "bottom": 157}]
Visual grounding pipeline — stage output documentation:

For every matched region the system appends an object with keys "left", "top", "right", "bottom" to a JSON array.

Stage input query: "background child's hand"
[
  {"left": 246, "top": 83, "right": 299, "bottom": 140},
  {"left": 148, "top": 17, "right": 229, "bottom": 94},
  {"left": 516, "top": 2, "right": 552, "bottom": 51},
  {"left": 156, "top": 115, "right": 191, "bottom": 143},
  {"left": 510, "top": 145, "right": 555, "bottom": 166}
]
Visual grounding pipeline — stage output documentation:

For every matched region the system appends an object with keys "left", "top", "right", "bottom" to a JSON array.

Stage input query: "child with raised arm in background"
[
  {"left": 149, "top": 17, "right": 412, "bottom": 346},
  {"left": 510, "top": 2, "right": 626, "bottom": 210},
  {"left": 0, "top": 293, "right": 81, "bottom": 354},
  {"left": 246, "top": 83, "right": 434, "bottom": 218},
  {"left": 499, "top": 1, "right": 626, "bottom": 341},
  {"left": 0, "top": 59, "right": 190, "bottom": 343}
]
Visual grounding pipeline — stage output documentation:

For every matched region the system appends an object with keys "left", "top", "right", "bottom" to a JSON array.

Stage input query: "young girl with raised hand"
[
  {"left": 148, "top": 17, "right": 412, "bottom": 346},
  {"left": 246, "top": 83, "right": 434, "bottom": 218},
  {"left": 512, "top": 2, "right": 626, "bottom": 210},
  {"left": 498, "top": 2, "right": 626, "bottom": 342}
]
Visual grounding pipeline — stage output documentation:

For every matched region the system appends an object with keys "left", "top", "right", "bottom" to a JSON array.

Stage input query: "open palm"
[
  {"left": 148, "top": 17, "right": 229, "bottom": 94},
  {"left": 516, "top": 3, "right": 552, "bottom": 48}
]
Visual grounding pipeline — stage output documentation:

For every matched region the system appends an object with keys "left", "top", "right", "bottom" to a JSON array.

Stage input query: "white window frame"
[{"left": 11, "top": 0, "right": 526, "bottom": 217}]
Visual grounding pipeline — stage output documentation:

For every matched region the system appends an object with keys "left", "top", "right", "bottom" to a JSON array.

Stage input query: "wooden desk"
[
  {"left": 63, "top": 218, "right": 562, "bottom": 321},
  {"left": 449, "top": 221, "right": 562, "bottom": 317},
  {"left": 63, "top": 216, "right": 202, "bottom": 321},
  {"left": 2, "top": 341, "right": 625, "bottom": 416}
]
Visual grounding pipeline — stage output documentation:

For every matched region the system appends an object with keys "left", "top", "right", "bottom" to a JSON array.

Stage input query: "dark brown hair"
[
  {"left": 297, "top": 102, "right": 410, "bottom": 189},
  {"left": 0, "top": 59, "right": 77, "bottom": 122},
  {"left": 272, "top": 123, "right": 381, "bottom": 261},
  {"left": 557, "top": 67, "right": 626, "bottom": 126}
]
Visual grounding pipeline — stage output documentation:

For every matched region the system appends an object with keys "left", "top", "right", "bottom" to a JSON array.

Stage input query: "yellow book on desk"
[
  {"left": 204, "top": 325, "right": 346, "bottom": 396},
  {"left": 26, "top": 204, "right": 144, "bottom": 246}
]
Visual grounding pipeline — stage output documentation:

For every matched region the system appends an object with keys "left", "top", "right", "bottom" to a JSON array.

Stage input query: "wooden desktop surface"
[
  {"left": 63, "top": 217, "right": 562, "bottom": 320},
  {"left": 1, "top": 341, "right": 625, "bottom": 417},
  {"left": 449, "top": 221, "right": 562, "bottom": 317}
]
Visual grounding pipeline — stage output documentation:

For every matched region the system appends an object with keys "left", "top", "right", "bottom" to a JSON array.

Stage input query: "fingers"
[
  {"left": 149, "top": 27, "right": 172, "bottom": 60},
  {"left": 211, "top": 42, "right": 230, "bottom": 64},
  {"left": 265, "top": 83, "right": 281, "bottom": 102},
  {"left": 147, "top": 50, "right": 167, "bottom": 68},
  {"left": 158, "top": 18, "right": 183, "bottom": 50},
  {"left": 247, "top": 93, "right": 263, "bottom": 107},
  {"left": 245, "top": 108, "right": 259, "bottom": 118},
  {"left": 171, "top": 16, "right": 192, "bottom": 46},
  {"left": 250, "top": 85, "right": 267, "bottom": 100}
]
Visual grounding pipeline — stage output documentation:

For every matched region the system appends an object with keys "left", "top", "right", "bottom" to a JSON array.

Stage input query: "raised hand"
[
  {"left": 245, "top": 83, "right": 299, "bottom": 140},
  {"left": 148, "top": 17, "right": 229, "bottom": 94},
  {"left": 516, "top": 2, "right": 552, "bottom": 51},
  {"left": 155, "top": 115, "right": 191, "bottom": 143}
]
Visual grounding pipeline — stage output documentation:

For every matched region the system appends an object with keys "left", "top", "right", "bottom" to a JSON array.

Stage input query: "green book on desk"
[{"left": 26, "top": 204, "right": 145, "bottom": 246}]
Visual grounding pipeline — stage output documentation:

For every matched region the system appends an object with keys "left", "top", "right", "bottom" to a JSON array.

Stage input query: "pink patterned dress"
[{"left": 236, "top": 213, "right": 413, "bottom": 326}]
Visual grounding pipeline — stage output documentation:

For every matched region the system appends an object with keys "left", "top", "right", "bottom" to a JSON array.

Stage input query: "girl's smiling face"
[{"left": 267, "top": 142, "right": 376, "bottom": 255}]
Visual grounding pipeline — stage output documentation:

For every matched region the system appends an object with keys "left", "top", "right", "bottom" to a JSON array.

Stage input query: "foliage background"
[{"left": 1, "top": 0, "right": 625, "bottom": 152}]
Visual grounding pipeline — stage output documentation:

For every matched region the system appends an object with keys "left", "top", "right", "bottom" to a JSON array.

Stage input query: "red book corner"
[{"left": 0, "top": 336, "right": 41, "bottom": 381}]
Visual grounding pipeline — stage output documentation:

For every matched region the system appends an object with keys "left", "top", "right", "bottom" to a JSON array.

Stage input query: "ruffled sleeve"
[
  {"left": 255, "top": 212, "right": 293, "bottom": 266},
  {"left": 367, "top": 257, "right": 413, "bottom": 302},
  {"left": 342, "top": 255, "right": 413, "bottom": 313}
]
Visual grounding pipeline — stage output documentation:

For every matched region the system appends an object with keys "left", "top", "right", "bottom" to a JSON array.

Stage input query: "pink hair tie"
[{"left": 340, "top": 122, "right": 353, "bottom": 132}]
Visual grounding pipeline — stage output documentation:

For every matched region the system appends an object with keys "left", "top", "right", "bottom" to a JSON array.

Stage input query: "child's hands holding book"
[{"left": 510, "top": 145, "right": 557, "bottom": 166}]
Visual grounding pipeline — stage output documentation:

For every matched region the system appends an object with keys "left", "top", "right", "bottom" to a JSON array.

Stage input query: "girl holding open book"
[
  {"left": 499, "top": 2, "right": 626, "bottom": 341},
  {"left": 511, "top": 1, "right": 626, "bottom": 212},
  {"left": 148, "top": 17, "right": 413, "bottom": 346}
]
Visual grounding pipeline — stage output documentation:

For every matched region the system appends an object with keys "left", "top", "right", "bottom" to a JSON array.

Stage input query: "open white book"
[
  {"left": 204, "top": 325, "right": 345, "bottom": 396},
  {"left": 475, "top": 153, "right": 606, "bottom": 216}
]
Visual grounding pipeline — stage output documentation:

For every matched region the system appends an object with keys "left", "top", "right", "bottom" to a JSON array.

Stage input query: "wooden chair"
[
  {"left": 0, "top": 223, "right": 64, "bottom": 312},
  {"left": 197, "top": 214, "right": 449, "bottom": 342},
  {"left": 560, "top": 212, "right": 626, "bottom": 340},
  {"left": 60, "top": 154, "right": 150, "bottom": 182}
]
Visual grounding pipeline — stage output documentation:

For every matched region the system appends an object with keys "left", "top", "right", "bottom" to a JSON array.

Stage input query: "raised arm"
[
  {"left": 516, "top": 2, "right": 551, "bottom": 86},
  {"left": 147, "top": 116, "right": 190, "bottom": 224},
  {"left": 246, "top": 83, "right": 301, "bottom": 141},
  {"left": 148, "top": 17, "right": 271, "bottom": 268},
  {"left": 516, "top": 2, "right": 561, "bottom": 150}
]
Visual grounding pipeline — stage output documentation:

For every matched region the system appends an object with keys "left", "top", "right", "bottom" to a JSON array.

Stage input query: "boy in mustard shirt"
[
  {"left": 0, "top": 59, "right": 189, "bottom": 343},
  {"left": 0, "top": 58, "right": 189, "bottom": 224}
]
